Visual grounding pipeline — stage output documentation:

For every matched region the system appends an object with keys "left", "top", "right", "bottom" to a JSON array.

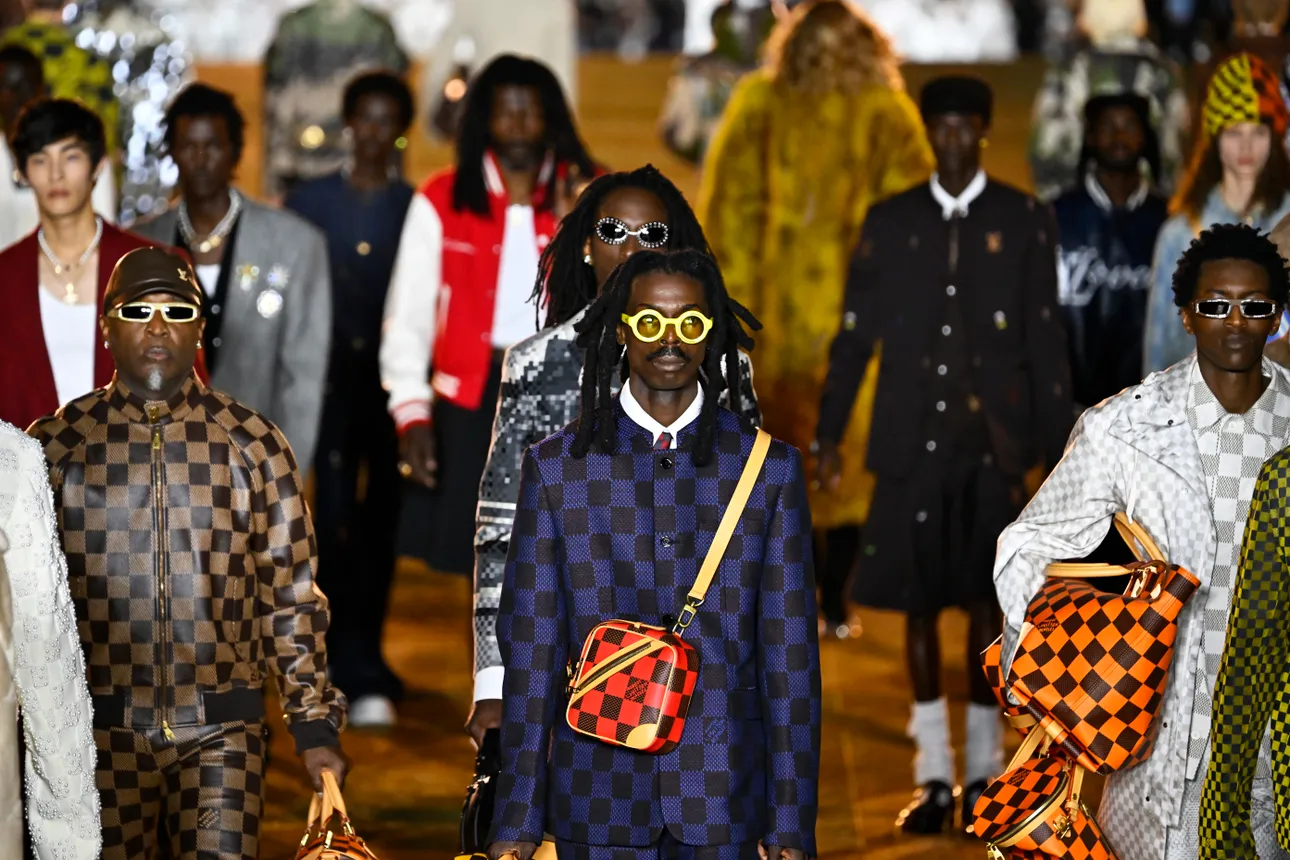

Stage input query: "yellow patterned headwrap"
[{"left": 1204, "top": 52, "right": 1289, "bottom": 137}]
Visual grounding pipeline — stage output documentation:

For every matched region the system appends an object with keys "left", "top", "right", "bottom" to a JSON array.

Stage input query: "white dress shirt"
[
  {"left": 929, "top": 168, "right": 987, "bottom": 220},
  {"left": 619, "top": 379, "right": 705, "bottom": 446}
]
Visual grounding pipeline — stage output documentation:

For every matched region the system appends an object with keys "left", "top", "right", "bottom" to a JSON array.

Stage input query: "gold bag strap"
[
  {"left": 1048, "top": 512, "right": 1165, "bottom": 579},
  {"left": 673, "top": 428, "right": 772, "bottom": 634}
]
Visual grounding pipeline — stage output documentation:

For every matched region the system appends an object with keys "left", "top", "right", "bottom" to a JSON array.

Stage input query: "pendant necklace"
[
  {"left": 179, "top": 188, "right": 243, "bottom": 254},
  {"left": 38, "top": 216, "right": 104, "bottom": 304}
]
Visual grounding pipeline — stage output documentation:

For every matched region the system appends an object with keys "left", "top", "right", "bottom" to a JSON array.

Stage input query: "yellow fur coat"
[{"left": 698, "top": 70, "right": 933, "bottom": 529}]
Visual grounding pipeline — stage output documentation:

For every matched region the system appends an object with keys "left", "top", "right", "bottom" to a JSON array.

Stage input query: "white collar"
[
  {"left": 620, "top": 379, "right": 704, "bottom": 446},
  {"left": 930, "top": 170, "right": 987, "bottom": 220},
  {"left": 1085, "top": 170, "right": 1150, "bottom": 213}
]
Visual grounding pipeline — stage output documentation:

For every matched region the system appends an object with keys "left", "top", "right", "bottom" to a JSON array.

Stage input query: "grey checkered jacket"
[
  {"left": 994, "top": 355, "right": 1290, "bottom": 860},
  {"left": 471, "top": 309, "right": 760, "bottom": 699}
]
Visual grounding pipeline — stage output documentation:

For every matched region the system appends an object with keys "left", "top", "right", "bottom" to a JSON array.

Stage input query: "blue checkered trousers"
[{"left": 490, "top": 401, "right": 821, "bottom": 854}]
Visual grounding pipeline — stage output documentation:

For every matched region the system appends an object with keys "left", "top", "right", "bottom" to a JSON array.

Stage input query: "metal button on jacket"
[{"left": 660, "top": 535, "right": 674, "bottom": 548}]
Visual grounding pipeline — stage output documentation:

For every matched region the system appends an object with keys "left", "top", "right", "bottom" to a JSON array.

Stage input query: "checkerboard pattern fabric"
[
  {"left": 1007, "top": 563, "right": 1200, "bottom": 773},
  {"left": 552, "top": 833, "right": 761, "bottom": 859},
  {"left": 973, "top": 756, "right": 1068, "bottom": 843},
  {"left": 993, "top": 356, "right": 1290, "bottom": 860},
  {"left": 1185, "top": 361, "right": 1290, "bottom": 779},
  {"left": 28, "top": 377, "right": 345, "bottom": 748},
  {"left": 472, "top": 313, "right": 760, "bottom": 693},
  {"left": 96, "top": 721, "right": 264, "bottom": 860},
  {"left": 491, "top": 404, "right": 817, "bottom": 853},
  {"left": 567, "top": 622, "right": 699, "bottom": 753},
  {"left": 973, "top": 755, "right": 1116, "bottom": 859},
  {"left": 1199, "top": 451, "right": 1290, "bottom": 858}
]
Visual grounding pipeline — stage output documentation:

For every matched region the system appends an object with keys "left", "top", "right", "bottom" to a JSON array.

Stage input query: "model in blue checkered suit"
[{"left": 488, "top": 250, "right": 821, "bottom": 860}]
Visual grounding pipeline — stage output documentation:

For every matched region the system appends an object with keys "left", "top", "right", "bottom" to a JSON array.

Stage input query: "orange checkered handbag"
[
  {"left": 565, "top": 429, "right": 771, "bottom": 754},
  {"left": 1006, "top": 513, "right": 1201, "bottom": 774},
  {"left": 295, "top": 771, "right": 378, "bottom": 860},
  {"left": 972, "top": 729, "right": 1116, "bottom": 860}
]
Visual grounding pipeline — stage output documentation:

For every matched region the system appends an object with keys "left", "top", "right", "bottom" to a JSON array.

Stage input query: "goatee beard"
[{"left": 146, "top": 369, "right": 164, "bottom": 393}]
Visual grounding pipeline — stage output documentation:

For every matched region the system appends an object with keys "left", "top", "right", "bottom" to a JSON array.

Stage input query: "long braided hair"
[
  {"left": 571, "top": 250, "right": 760, "bottom": 467},
  {"left": 451, "top": 54, "right": 596, "bottom": 216},
  {"left": 532, "top": 165, "right": 712, "bottom": 328}
]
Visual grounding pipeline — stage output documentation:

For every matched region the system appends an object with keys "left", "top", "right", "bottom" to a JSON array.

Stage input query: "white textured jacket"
[
  {"left": 0, "top": 421, "right": 99, "bottom": 860},
  {"left": 994, "top": 356, "right": 1287, "bottom": 859}
]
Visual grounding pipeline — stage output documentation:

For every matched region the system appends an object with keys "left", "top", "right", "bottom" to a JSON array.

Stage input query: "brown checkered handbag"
[
  {"left": 565, "top": 429, "right": 771, "bottom": 754},
  {"left": 295, "top": 771, "right": 378, "bottom": 860},
  {"left": 972, "top": 729, "right": 1117, "bottom": 859},
  {"left": 1006, "top": 513, "right": 1201, "bottom": 774}
]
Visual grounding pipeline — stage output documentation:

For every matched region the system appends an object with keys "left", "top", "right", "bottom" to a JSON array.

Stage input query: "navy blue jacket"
[
  {"left": 1053, "top": 176, "right": 1168, "bottom": 408},
  {"left": 492, "top": 403, "right": 821, "bottom": 852},
  {"left": 285, "top": 172, "right": 414, "bottom": 354}
]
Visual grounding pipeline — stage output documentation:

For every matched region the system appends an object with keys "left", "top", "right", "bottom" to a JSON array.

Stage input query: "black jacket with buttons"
[{"left": 817, "top": 179, "right": 1074, "bottom": 479}]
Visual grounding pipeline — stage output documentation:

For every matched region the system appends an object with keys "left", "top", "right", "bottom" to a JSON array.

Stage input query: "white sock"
[
  {"left": 964, "top": 701, "right": 1004, "bottom": 785},
  {"left": 909, "top": 698, "right": 954, "bottom": 785}
]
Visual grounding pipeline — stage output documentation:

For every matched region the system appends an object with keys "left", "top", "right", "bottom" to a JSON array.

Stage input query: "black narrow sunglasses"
[{"left": 1192, "top": 298, "right": 1280, "bottom": 319}]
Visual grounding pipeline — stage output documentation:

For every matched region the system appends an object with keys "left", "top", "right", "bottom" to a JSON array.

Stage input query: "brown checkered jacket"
[{"left": 29, "top": 376, "right": 345, "bottom": 751}]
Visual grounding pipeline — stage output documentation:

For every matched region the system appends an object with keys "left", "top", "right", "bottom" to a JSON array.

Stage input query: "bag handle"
[
  {"left": 305, "top": 770, "right": 350, "bottom": 834},
  {"left": 672, "top": 428, "right": 772, "bottom": 634},
  {"left": 1048, "top": 512, "right": 1165, "bottom": 579}
]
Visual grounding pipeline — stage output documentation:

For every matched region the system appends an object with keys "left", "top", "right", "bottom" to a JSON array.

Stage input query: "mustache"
[{"left": 647, "top": 345, "right": 689, "bottom": 363}]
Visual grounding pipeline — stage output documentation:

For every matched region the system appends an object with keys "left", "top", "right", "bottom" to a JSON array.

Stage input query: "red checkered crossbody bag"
[{"left": 564, "top": 429, "right": 771, "bottom": 754}]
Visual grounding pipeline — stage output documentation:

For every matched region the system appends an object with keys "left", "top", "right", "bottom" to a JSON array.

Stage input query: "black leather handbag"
[{"left": 459, "top": 729, "right": 499, "bottom": 854}]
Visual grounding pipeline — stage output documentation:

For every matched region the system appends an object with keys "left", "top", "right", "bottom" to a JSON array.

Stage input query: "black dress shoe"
[
  {"left": 896, "top": 780, "right": 955, "bottom": 835},
  {"left": 960, "top": 779, "right": 989, "bottom": 836}
]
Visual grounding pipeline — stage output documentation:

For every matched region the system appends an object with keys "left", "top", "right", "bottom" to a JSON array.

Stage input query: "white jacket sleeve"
[
  {"left": 992, "top": 410, "right": 1124, "bottom": 677},
  {"left": 5, "top": 435, "right": 100, "bottom": 860},
  {"left": 380, "top": 193, "right": 443, "bottom": 431}
]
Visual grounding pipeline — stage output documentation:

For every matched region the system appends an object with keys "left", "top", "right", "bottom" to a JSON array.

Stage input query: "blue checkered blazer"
[{"left": 491, "top": 402, "right": 820, "bottom": 853}]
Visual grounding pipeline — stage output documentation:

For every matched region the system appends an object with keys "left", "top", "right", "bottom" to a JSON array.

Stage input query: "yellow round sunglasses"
[{"left": 620, "top": 308, "right": 714, "bottom": 344}]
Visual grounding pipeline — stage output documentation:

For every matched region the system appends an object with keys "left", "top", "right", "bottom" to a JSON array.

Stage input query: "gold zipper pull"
[
  {"left": 152, "top": 428, "right": 161, "bottom": 450},
  {"left": 986, "top": 845, "right": 1006, "bottom": 860},
  {"left": 163, "top": 721, "right": 175, "bottom": 741}
]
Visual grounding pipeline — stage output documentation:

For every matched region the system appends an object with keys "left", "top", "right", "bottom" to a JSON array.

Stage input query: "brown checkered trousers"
[
  {"left": 29, "top": 375, "right": 346, "bottom": 858},
  {"left": 96, "top": 722, "right": 265, "bottom": 860}
]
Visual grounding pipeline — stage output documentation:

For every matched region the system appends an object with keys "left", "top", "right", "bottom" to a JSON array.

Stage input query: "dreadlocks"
[
  {"left": 452, "top": 54, "right": 596, "bottom": 216},
  {"left": 532, "top": 165, "right": 711, "bottom": 328},
  {"left": 571, "top": 250, "right": 761, "bottom": 467}
]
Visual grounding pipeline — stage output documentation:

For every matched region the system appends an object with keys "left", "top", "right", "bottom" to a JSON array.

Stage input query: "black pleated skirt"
[{"left": 852, "top": 454, "right": 1024, "bottom": 615}]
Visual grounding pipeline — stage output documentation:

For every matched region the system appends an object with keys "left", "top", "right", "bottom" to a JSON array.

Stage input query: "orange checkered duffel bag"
[
  {"left": 1006, "top": 513, "right": 1201, "bottom": 775},
  {"left": 972, "top": 730, "right": 1116, "bottom": 859},
  {"left": 565, "top": 430, "right": 770, "bottom": 754}
]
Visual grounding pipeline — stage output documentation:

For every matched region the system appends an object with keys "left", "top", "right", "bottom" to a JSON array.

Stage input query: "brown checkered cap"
[{"left": 103, "top": 247, "right": 204, "bottom": 311}]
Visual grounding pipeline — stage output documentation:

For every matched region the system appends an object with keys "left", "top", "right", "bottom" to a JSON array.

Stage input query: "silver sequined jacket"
[
  {"left": 471, "top": 308, "right": 760, "bottom": 700},
  {"left": 0, "top": 421, "right": 99, "bottom": 860}
]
